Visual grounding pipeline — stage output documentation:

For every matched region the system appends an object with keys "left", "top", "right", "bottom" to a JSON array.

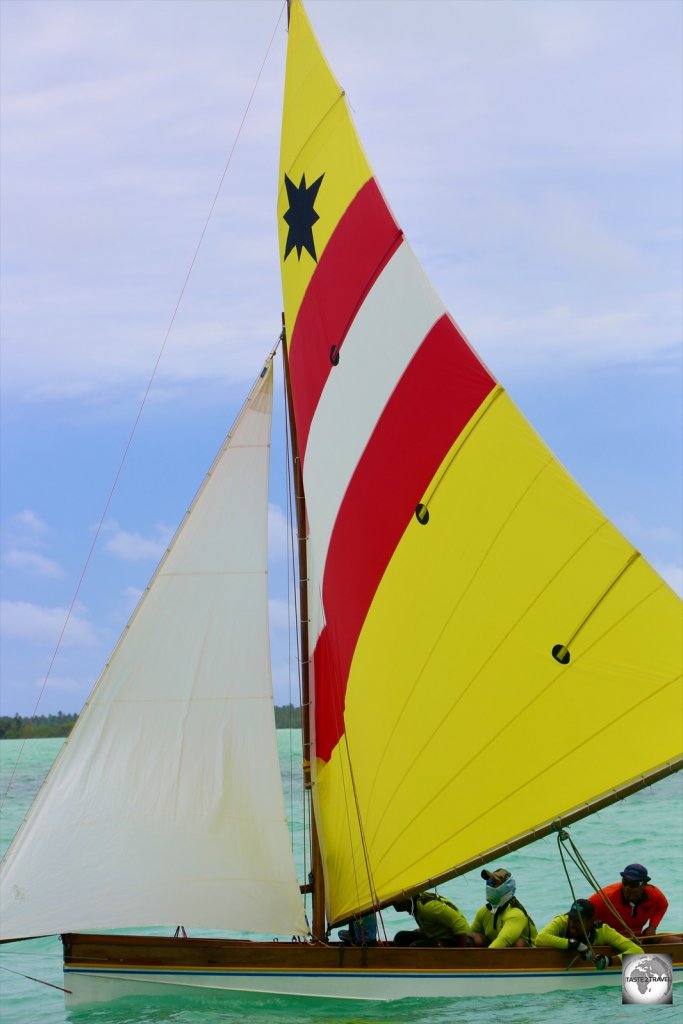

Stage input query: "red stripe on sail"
[
  {"left": 312, "top": 314, "right": 496, "bottom": 763},
  {"left": 288, "top": 178, "right": 402, "bottom": 460}
]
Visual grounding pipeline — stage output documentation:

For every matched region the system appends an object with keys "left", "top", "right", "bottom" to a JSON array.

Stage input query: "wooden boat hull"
[{"left": 62, "top": 933, "right": 683, "bottom": 1005}]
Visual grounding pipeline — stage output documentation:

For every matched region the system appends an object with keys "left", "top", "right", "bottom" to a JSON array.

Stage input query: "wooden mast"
[{"left": 281, "top": 321, "right": 326, "bottom": 942}]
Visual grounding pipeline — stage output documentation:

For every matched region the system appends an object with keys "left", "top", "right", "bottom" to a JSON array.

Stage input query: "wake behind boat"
[{"left": 1, "top": 0, "right": 682, "bottom": 1007}]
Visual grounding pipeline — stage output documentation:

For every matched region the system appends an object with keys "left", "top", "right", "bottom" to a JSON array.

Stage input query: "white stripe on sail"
[{"left": 303, "top": 241, "right": 445, "bottom": 648}]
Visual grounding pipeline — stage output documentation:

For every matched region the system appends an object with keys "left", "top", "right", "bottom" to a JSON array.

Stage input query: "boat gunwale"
[{"left": 61, "top": 932, "right": 683, "bottom": 975}]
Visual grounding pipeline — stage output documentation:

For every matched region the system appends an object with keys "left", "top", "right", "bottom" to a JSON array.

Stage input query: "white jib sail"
[{"left": 0, "top": 359, "right": 308, "bottom": 940}]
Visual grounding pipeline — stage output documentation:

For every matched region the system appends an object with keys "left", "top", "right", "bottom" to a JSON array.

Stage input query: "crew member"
[
  {"left": 587, "top": 864, "right": 671, "bottom": 939},
  {"left": 536, "top": 898, "right": 643, "bottom": 968},
  {"left": 391, "top": 891, "right": 468, "bottom": 947},
  {"left": 468, "top": 868, "right": 537, "bottom": 948}
]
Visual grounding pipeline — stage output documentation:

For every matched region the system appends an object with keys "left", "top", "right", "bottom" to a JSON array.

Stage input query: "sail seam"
[
  {"left": 366, "top": 527, "right": 664, "bottom": 859},
  {"left": 311, "top": 580, "right": 383, "bottom": 928},
  {"left": 325, "top": 231, "right": 405, "bottom": 380},
  {"left": 561, "top": 551, "right": 641, "bottom": 654},
  {"left": 0, "top": 362, "right": 275, "bottom": 830},
  {"left": 379, "top": 596, "right": 678, "bottom": 887},
  {"left": 278, "top": 93, "right": 347, "bottom": 207},
  {"left": 419, "top": 384, "right": 503, "bottom": 512},
  {"left": 364, "top": 442, "right": 557, "bottom": 842},
  {"left": 158, "top": 571, "right": 267, "bottom": 576},
  {"left": 94, "top": 697, "right": 278, "bottom": 703},
  {"left": 387, "top": 755, "right": 683, "bottom": 899}
]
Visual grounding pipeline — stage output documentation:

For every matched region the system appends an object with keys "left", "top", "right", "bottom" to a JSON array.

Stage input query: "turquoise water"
[{"left": 1, "top": 736, "right": 680, "bottom": 1023}]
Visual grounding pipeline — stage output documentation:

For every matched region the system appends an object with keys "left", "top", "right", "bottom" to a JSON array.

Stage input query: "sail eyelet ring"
[
  {"left": 415, "top": 503, "right": 430, "bottom": 525},
  {"left": 330, "top": 345, "right": 340, "bottom": 366},
  {"left": 552, "top": 644, "right": 570, "bottom": 665}
]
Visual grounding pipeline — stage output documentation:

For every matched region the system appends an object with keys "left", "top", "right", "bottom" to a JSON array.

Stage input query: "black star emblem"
[{"left": 283, "top": 172, "right": 324, "bottom": 262}]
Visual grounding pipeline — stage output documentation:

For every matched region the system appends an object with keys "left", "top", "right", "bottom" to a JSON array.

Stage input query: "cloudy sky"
[{"left": 1, "top": 0, "right": 681, "bottom": 716}]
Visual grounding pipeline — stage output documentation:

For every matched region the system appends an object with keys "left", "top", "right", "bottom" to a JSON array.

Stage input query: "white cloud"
[
  {"left": 269, "top": 596, "right": 293, "bottom": 630},
  {"left": 549, "top": 195, "right": 640, "bottom": 271},
  {"left": 122, "top": 586, "right": 144, "bottom": 613},
  {"left": 7, "top": 509, "right": 49, "bottom": 536},
  {"left": 3, "top": 549, "right": 65, "bottom": 579},
  {"left": 464, "top": 299, "right": 682, "bottom": 374},
  {"left": 271, "top": 660, "right": 301, "bottom": 709},
  {"left": 268, "top": 502, "right": 290, "bottom": 561},
  {"left": 40, "top": 674, "right": 90, "bottom": 699},
  {"left": 0, "top": 600, "right": 98, "bottom": 648},
  {"left": 0, "top": 0, "right": 680, "bottom": 721},
  {"left": 0, "top": 0, "right": 284, "bottom": 405},
  {"left": 3, "top": 509, "right": 50, "bottom": 548},
  {"left": 617, "top": 514, "right": 680, "bottom": 549},
  {"left": 2, "top": 0, "right": 680, "bottom": 406},
  {"left": 103, "top": 522, "right": 173, "bottom": 561},
  {"left": 655, "top": 563, "right": 683, "bottom": 598}
]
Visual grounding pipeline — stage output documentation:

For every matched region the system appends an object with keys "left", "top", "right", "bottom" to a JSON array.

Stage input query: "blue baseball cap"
[{"left": 620, "top": 863, "right": 650, "bottom": 882}]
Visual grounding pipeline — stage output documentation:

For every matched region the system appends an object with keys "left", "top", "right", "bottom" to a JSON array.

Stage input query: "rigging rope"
[
  {"left": 555, "top": 827, "right": 640, "bottom": 944},
  {"left": 0, "top": 964, "right": 72, "bottom": 995},
  {"left": 317, "top": 587, "right": 388, "bottom": 943},
  {"left": 0, "top": 4, "right": 286, "bottom": 815},
  {"left": 281, "top": 335, "right": 311, "bottom": 925},
  {"left": 284, "top": 364, "right": 297, "bottom": 873},
  {"left": 555, "top": 830, "right": 596, "bottom": 964}
]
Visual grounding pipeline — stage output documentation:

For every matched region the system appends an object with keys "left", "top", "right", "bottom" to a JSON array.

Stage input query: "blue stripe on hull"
[{"left": 67, "top": 966, "right": 683, "bottom": 980}]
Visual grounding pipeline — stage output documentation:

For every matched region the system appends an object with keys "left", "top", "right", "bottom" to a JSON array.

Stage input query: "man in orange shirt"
[{"left": 588, "top": 864, "right": 671, "bottom": 940}]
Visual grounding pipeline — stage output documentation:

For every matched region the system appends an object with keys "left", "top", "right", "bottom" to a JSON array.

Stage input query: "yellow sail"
[{"left": 278, "top": 0, "right": 683, "bottom": 927}]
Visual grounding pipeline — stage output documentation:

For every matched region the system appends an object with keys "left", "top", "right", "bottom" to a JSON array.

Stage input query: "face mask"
[
  {"left": 486, "top": 885, "right": 499, "bottom": 905},
  {"left": 486, "top": 876, "right": 516, "bottom": 907}
]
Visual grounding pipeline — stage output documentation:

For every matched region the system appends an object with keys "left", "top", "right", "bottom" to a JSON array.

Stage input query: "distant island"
[
  {"left": 0, "top": 712, "right": 77, "bottom": 739},
  {"left": 273, "top": 703, "right": 302, "bottom": 729},
  {"left": 0, "top": 704, "right": 303, "bottom": 739}
]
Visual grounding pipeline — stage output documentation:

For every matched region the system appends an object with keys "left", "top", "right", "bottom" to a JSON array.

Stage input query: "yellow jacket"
[
  {"left": 470, "top": 901, "right": 537, "bottom": 948},
  {"left": 413, "top": 893, "right": 469, "bottom": 940},
  {"left": 536, "top": 914, "right": 643, "bottom": 960}
]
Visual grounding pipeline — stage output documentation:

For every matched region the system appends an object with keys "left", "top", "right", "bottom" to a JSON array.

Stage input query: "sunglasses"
[{"left": 622, "top": 878, "right": 646, "bottom": 887}]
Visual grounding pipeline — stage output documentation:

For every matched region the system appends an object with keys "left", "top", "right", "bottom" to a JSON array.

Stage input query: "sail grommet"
[
  {"left": 552, "top": 644, "right": 570, "bottom": 665},
  {"left": 415, "top": 503, "right": 430, "bottom": 525},
  {"left": 330, "top": 345, "right": 340, "bottom": 366}
]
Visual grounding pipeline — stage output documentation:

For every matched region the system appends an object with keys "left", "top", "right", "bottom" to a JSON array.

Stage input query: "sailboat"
[{"left": 1, "top": 0, "right": 681, "bottom": 1006}]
